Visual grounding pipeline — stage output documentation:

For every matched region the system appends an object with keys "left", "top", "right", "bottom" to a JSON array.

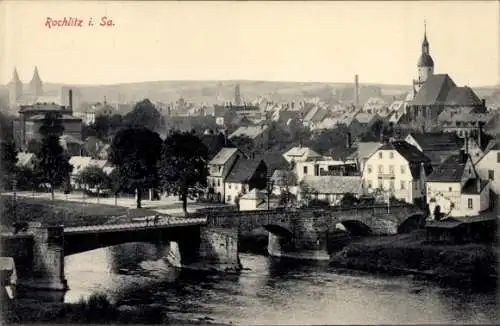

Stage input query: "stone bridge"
[
  {"left": 202, "top": 203, "right": 425, "bottom": 260},
  {"left": 0, "top": 216, "right": 241, "bottom": 292}
]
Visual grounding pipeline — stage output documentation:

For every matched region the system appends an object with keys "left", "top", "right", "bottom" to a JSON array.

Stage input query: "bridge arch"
[
  {"left": 397, "top": 213, "right": 426, "bottom": 234},
  {"left": 336, "top": 220, "right": 372, "bottom": 236},
  {"left": 262, "top": 224, "right": 293, "bottom": 239}
]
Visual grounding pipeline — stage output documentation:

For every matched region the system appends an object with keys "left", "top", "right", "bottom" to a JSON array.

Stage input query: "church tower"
[
  {"left": 29, "top": 66, "right": 43, "bottom": 98},
  {"left": 8, "top": 68, "right": 23, "bottom": 108},
  {"left": 413, "top": 22, "right": 434, "bottom": 93}
]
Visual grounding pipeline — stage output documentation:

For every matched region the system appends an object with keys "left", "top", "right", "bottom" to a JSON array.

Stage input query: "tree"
[
  {"left": 0, "top": 140, "right": 18, "bottom": 190},
  {"left": 108, "top": 127, "right": 163, "bottom": 208},
  {"left": 123, "top": 99, "right": 163, "bottom": 132},
  {"left": 159, "top": 131, "right": 208, "bottom": 214},
  {"left": 76, "top": 166, "right": 111, "bottom": 200},
  {"left": 33, "top": 113, "right": 73, "bottom": 200},
  {"left": 230, "top": 135, "right": 255, "bottom": 157},
  {"left": 340, "top": 192, "right": 359, "bottom": 208}
]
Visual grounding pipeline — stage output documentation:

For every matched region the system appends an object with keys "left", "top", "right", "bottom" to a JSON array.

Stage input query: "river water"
[{"left": 58, "top": 243, "right": 499, "bottom": 325}]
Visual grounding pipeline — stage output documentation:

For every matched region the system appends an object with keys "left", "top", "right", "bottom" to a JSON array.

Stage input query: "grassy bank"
[
  {"left": 330, "top": 230, "right": 498, "bottom": 287},
  {"left": 0, "top": 195, "right": 158, "bottom": 229},
  {"left": 2, "top": 293, "right": 224, "bottom": 324}
]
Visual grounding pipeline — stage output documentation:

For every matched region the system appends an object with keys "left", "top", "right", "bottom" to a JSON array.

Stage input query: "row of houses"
[{"left": 205, "top": 129, "right": 500, "bottom": 220}]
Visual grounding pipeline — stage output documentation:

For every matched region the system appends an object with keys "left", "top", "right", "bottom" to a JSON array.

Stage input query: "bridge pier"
[
  {"left": 165, "top": 227, "right": 242, "bottom": 272},
  {"left": 268, "top": 232, "right": 330, "bottom": 261},
  {"left": 12, "top": 223, "right": 67, "bottom": 291}
]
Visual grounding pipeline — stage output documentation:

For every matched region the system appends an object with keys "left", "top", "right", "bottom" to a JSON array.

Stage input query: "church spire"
[
  {"left": 422, "top": 20, "right": 429, "bottom": 54},
  {"left": 10, "top": 68, "right": 21, "bottom": 84},
  {"left": 29, "top": 66, "right": 43, "bottom": 97}
]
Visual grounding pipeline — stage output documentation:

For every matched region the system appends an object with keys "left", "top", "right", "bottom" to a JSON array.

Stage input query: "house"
[
  {"left": 426, "top": 152, "right": 490, "bottom": 219},
  {"left": 405, "top": 132, "right": 463, "bottom": 167},
  {"left": 238, "top": 188, "right": 268, "bottom": 211},
  {"left": 475, "top": 140, "right": 500, "bottom": 195},
  {"left": 270, "top": 169, "right": 298, "bottom": 196},
  {"left": 68, "top": 156, "right": 114, "bottom": 189},
  {"left": 346, "top": 141, "right": 382, "bottom": 173},
  {"left": 283, "top": 146, "right": 322, "bottom": 164},
  {"left": 297, "top": 175, "right": 363, "bottom": 206},
  {"left": 228, "top": 125, "right": 269, "bottom": 150},
  {"left": 207, "top": 147, "right": 242, "bottom": 202},
  {"left": 362, "top": 140, "right": 432, "bottom": 204},
  {"left": 294, "top": 157, "right": 358, "bottom": 182},
  {"left": 16, "top": 152, "right": 35, "bottom": 169},
  {"left": 440, "top": 112, "right": 495, "bottom": 138},
  {"left": 303, "top": 106, "right": 329, "bottom": 129},
  {"left": 224, "top": 159, "right": 267, "bottom": 205}
]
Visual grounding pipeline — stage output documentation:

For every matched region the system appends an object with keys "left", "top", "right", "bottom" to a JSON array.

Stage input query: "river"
[{"left": 53, "top": 243, "right": 499, "bottom": 324}]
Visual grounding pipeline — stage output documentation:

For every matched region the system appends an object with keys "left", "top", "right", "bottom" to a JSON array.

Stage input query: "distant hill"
[{"left": 1, "top": 80, "right": 498, "bottom": 109}]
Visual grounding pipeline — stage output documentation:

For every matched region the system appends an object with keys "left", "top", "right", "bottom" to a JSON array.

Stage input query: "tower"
[
  {"left": 414, "top": 21, "right": 434, "bottom": 93},
  {"left": 234, "top": 84, "right": 242, "bottom": 106},
  {"left": 354, "top": 74, "right": 360, "bottom": 108},
  {"left": 7, "top": 68, "right": 23, "bottom": 108},
  {"left": 29, "top": 66, "right": 43, "bottom": 98}
]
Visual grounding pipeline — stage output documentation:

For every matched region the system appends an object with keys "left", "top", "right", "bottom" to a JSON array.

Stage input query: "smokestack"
[
  {"left": 346, "top": 132, "right": 352, "bottom": 149},
  {"left": 477, "top": 123, "right": 483, "bottom": 149},
  {"left": 465, "top": 133, "right": 469, "bottom": 155},
  {"left": 354, "top": 75, "right": 359, "bottom": 108},
  {"left": 68, "top": 89, "right": 73, "bottom": 110}
]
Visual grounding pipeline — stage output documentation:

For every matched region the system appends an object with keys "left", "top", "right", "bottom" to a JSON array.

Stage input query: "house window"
[
  {"left": 468, "top": 198, "right": 473, "bottom": 209},
  {"left": 400, "top": 165, "right": 405, "bottom": 174},
  {"left": 227, "top": 195, "right": 232, "bottom": 202},
  {"left": 367, "top": 180, "right": 372, "bottom": 189},
  {"left": 378, "top": 165, "right": 383, "bottom": 173},
  {"left": 217, "top": 179, "right": 220, "bottom": 187},
  {"left": 228, "top": 184, "right": 232, "bottom": 189},
  {"left": 389, "top": 180, "right": 395, "bottom": 190},
  {"left": 400, "top": 181, "right": 405, "bottom": 190},
  {"left": 367, "top": 165, "right": 372, "bottom": 173},
  {"left": 378, "top": 152, "right": 383, "bottom": 159},
  {"left": 389, "top": 165, "right": 394, "bottom": 174},
  {"left": 303, "top": 166, "right": 308, "bottom": 175},
  {"left": 378, "top": 180, "right": 383, "bottom": 189},
  {"left": 448, "top": 187, "right": 452, "bottom": 192},
  {"left": 389, "top": 152, "right": 394, "bottom": 159},
  {"left": 488, "top": 170, "right": 495, "bottom": 180},
  {"left": 497, "top": 152, "right": 500, "bottom": 163}
]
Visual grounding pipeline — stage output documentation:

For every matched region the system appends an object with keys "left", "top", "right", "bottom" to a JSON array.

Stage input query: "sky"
[{"left": 1, "top": 1, "right": 499, "bottom": 87}]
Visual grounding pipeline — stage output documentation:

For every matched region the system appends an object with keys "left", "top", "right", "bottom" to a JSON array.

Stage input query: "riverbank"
[
  {"left": 329, "top": 230, "right": 498, "bottom": 288},
  {"left": 1, "top": 292, "right": 228, "bottom": 324}
]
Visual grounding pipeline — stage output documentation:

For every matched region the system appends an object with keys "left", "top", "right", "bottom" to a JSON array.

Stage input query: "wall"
[
  {"left": 224, "top": 182, "right": 247, "bottom": 204},
  {"left": 427, "top": 181, "right": 461, "bottom": 218},
  {"left": 197, "top": 227, "right": 241, "bottom": 271}
]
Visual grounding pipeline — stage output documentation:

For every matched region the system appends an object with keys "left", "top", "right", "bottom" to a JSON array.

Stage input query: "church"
[{"left": 404, "top": 23, "right": 487, "bottom": 130}]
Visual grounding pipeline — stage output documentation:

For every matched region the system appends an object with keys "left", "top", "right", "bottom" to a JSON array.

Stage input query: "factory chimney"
[
  {"left": 354, "top": 74, "right": 360, "bottom": 108},
  {"left": 68, "top": 89, "right": 73, "bottom": 111}
]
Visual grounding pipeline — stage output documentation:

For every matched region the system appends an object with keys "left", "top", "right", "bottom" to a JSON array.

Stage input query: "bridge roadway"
[{"left": 63, "top": 216, "right": 208, "bottom": 234}]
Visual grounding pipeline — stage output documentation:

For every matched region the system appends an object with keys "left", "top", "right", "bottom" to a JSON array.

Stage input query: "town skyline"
[{"left": 1, "top": 1, "right": 499, "bottom": 87}]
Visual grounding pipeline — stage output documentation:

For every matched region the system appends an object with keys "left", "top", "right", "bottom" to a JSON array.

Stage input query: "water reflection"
[{"left": 53, "top": 243, "right": 499, "bottom": 324}]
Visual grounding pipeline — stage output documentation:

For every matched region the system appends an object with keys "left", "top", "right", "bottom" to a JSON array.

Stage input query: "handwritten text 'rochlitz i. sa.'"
[{"left": 45, "top": 17, "right": 115, "bottom": 29}]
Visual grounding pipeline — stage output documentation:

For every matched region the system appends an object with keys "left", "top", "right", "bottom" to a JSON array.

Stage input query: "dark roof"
[
  {"left": 427, "top": 153, "right": 469, "bottom": 182},
  {"left": 225, "top": 159, "right": 265, "bottom": 183},
  {"left": 201, "top": 134, "right": 233, "bottom": 160},
  {"left": 256, "top": 152, "right": 289, "bottom": 175},
  {"left": 410, "top": 74, "right": 457, "bottom": 106},
  {"left": 461, "top": 179, "right": 489, "bottom": 195},
  {"left": 445, "top": 86, "right": 482, "bottom": 107},
  {"left": 379, "top": 141, "right": 430, "bottom": 163},
  {"left": 409, "top": 132, "right": 463, "bottom": 151}
]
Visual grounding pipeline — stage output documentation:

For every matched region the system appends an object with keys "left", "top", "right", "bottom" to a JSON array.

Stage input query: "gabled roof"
[
  {"left": 427, "top": 153, "right": 470, "bottom": 182},
  {"left": 229, "top": 125, "right": 268, "bottom": 139},
  {"left": 410, "top": 74, "right": 457, "bottom": 106},
  {"left": 209, "top": 147, "right": 238, "bottom": 165},
  {"left": 377, "top": 141, "right": 430, "bottom": 164},
  {"left": 461, "top": 179, "right": 489, "bottom": 195},
  {"left": 445, "top": 86, "right": 482, "bottom": 106},
  {"left": 283, "top": 147, "right": 321, "bottom": 161},
  {"left": 354, "top": 142, "right": 382, "bottom": 161},
  {"left": 354, "top": 112, "right": 378, "bottom": 124},
  {"left": 257, "top": 151, "right": 289, "bottom": 174},
  {"left": 407, "top": 132, "right": 463, "bottom": 152},
  {"left": 16, "top": 152, "right": 35, "bottom": 167},
  {"left": 300, "top": 175, "right": 363, "bottom": 195},
  {"left": 225, "top": 159, "right": 265, "bottom": 183}
]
